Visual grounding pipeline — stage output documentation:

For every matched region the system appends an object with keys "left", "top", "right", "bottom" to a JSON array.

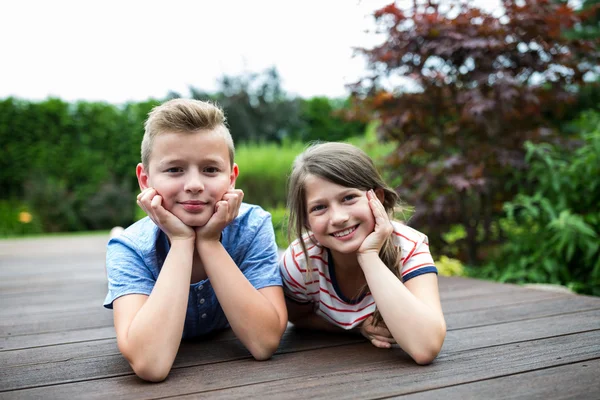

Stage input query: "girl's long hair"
[{"left": 287, "top": 142, "right": 408, "bottom": 326}]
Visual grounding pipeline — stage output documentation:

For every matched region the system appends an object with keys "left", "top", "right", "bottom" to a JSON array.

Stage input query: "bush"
[
  {"left": 235, "top": 141, "right": 306, "bottom": 209},
  {"left": 0, "top": 200, "right": 43, "bottom": 237},
  {"left": 475, "top": 111, "right": 600, "bottom": 295}
]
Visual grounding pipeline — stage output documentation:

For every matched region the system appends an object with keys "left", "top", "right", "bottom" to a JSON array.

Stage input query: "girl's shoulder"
[
  {"left": 286, "top": 232, "right": 324, "bottom": 260},
  {"left": 390, "top": 221, "right": 429, "bottom": 248}
]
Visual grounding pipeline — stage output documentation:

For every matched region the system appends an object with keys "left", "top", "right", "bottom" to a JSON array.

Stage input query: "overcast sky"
[{"left": 0, "top": 0, "right": 501, "bottom": 104}]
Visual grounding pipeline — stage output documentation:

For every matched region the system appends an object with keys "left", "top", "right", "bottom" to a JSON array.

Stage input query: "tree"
[
  {"left": 354, "top": 0, "right": 600, "bottom": 264},
  {"left": 190, "top": 67, "right": 304, "bottom": 143}
]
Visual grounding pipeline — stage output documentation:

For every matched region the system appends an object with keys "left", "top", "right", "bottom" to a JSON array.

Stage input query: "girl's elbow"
[
  {"left": 131, "top": 361, "right": 171, "bottom": 382},
  {"left": 411, "top": 344, "right": 442, "bottom": 365},
  {"left": 411, "top": 325, "right": 446, "bottom": 365}
]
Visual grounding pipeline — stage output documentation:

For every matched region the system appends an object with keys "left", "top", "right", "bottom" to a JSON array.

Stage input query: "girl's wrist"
[{"left": 357, "top": 251, "right": 381, "bottom": 267}]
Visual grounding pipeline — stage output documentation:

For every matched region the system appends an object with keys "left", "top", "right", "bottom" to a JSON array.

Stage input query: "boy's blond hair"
[{"left": 141, "top": 98, "right": 235, "bottom": 169}]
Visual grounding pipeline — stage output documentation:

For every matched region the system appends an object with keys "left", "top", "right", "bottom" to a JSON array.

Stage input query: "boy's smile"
[
  {"left": 137, "top": 129, "right": 238, "bottom": 227},
  {"left": 304, "top": 174, "right": 375, "bottom": 255}
]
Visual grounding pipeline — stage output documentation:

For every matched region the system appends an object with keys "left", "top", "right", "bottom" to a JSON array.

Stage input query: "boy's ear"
[
  {"left": 229, "top": 163, "right": 239, "bottom": 189},
  {"left": 374, "top": 188, "right": 385, "bottom": 203},
  {"left": 136, "top": 163, "right": 150, "bottom": 191}
]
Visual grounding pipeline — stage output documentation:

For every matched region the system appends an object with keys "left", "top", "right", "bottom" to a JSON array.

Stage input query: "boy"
[{"left": 104, "top": 99, "right": 287, "bottom": 382}]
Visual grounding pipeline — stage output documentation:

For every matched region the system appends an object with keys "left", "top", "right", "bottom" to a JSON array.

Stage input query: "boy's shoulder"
[
  {"left": 231, "top": 202, "right": 271, "bottom": 228},
  {"left": 109, "top": 217, "right": 161, "bottom": 253}
]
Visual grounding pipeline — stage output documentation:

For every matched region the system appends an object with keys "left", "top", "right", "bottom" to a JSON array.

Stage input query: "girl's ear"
[
  {"left": 374, "top": 188, "right": 385, "bottom": 203},
  {"left": 136, "top": 163, "right": 150, "bottom": 191}
]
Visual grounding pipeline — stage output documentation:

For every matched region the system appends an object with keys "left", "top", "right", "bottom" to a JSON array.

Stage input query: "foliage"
[
  {"left": 235, "top": 141, "right": 306, "bottom": 209},
  {"left": 187, "top": 68, "right": 303, "bottom": 143},
  {"left": 294, "top": 97, "right": 367, "bottom": 142},
  {"left": 0, "top": 200, "right": 43, "bottom": 237},
  {"left": 474, "top": 111, "right": 600, "bottom": 295},
  {"left": 268, "top": 206, "right": 289, "bottom": 249},
  {"left": 354, "top": 0, "right": 600, "bottom": 264},
  {"left": 435, "top": 256, "right": 465, "bottom": 277},
  {"left": 0, "top": 97, "right": 154, "bottom": 232}
]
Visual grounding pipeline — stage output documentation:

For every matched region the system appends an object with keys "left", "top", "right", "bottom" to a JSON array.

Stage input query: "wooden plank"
[
  {"left": 3, "top": 307, "right": 598, "bottom": 392},
  {"left": 0, "top": 329, "right": 362, "bottom": 392},
  {"left": 396, "top": 358, "right": 600, "bottom": 399},
  {"left": 445, "top": 295, "right": 600, "bottom": 329},
  {"left": 441, "top": 289, "right": 568, "bottom": 313},
  {"left": 442, "top": 308, "right": 600, "bottom": 353},
  {"left": 4, "top": 330, "right": 598, "bottom": 399},
  {"left": 0, "top": 327, "right": 117, "bottom": 352},
  {"left": 0, "top": 308, "right": 113, "bottom": 337}
]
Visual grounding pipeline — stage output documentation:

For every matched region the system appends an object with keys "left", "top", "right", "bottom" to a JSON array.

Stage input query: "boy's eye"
[
  {"left": 166, "top": 167, "right": 183, "bottom": 173},
  {"left": 204, "top": 167, "right": 220, "bottom": 173}
]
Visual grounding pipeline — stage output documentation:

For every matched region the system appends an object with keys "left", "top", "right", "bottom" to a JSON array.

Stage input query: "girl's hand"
[
  {"left": 358, "top": 190, "right": 394, "bottom": 255},
  {"left": 359, "top": 316, "right": 396, "bottom": 349},
  {"left": 195, "top": 189, "right": 244, "bottom": 242},
  {"left": 137, "top": 188, "right": 195, "bottom": 241}
]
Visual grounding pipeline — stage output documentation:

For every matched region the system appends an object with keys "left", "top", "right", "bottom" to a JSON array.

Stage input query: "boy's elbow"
[
  {"left": 120, "top": 344, "right": 173, "bottom": 382},
  {"left": 249, "top": 336, "right": 281, "bottom": 361},
  {"left": 248, "top": 327, "right": 284, "bottom": 361}
]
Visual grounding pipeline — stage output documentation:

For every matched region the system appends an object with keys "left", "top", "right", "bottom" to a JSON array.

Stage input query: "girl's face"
[{"left": 304, "top": 174, "right": 376, "bottom": 255}]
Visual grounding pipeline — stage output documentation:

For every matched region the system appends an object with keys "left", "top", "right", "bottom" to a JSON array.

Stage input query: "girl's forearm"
[
  {"left": 198, "top": 240, "right": 285, "bottom": 360},
  {"left": 358, "top": 252, "right": 446, "bottom": 364},
  {"left": 124, "top": 238, "right": 195, "bottom": 379}
]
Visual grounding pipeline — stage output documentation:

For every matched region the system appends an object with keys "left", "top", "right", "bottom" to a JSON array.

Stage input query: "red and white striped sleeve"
[
  {"left": 394, "top": 224, "right": 438, "bottom": 282},
  {"left": 279, "top": 244, "right": 311, "bottom": 303}
]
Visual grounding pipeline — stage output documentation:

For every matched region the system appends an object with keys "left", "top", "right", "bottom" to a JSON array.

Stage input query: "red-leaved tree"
[{"left": 353, "top": 0, "right": 600, "bottom": 264}]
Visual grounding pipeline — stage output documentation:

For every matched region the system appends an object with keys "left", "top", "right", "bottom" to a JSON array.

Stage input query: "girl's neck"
[
  {"left": 329, "top": 249, "right": 362, "bottom": 278},
  {"left": 329, "top": 248, "right": 367, "bottom": 301}
]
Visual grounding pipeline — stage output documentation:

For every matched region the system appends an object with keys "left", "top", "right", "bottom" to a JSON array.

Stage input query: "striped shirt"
[{"left": 279, "top": 221, "right": 437, "bottom": 330}]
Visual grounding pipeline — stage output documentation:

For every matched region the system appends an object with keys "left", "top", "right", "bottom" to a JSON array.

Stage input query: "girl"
[{"left": 280, "top": 142, "right": 446, "bottom": 365}]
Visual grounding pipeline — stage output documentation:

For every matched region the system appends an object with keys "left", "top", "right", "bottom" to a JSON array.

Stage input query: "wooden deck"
[{"left": 1, "top": 235, "right": 599, "bottom": 399}]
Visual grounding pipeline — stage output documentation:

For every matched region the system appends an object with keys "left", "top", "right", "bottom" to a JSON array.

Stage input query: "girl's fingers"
[{"left": 370, "top": 338, "right": 392, "bottom": 349}]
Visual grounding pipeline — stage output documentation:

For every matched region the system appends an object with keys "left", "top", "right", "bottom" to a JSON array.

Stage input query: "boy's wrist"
[{"left": 196, "top": 238, "right": 223, "bottom": 253}]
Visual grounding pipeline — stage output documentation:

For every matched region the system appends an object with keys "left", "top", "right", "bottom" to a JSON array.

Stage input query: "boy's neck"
[{"left": 191, "top": 250, "right": 207, "bottom": 283}]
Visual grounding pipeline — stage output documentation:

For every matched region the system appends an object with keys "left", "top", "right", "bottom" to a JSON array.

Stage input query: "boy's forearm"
[
  {"left": 124, "top": 238, "right": 194, "bottom": 379},
  {"left": 198, "top": 240, "right": 284, "bottom": 359},
  {"left": 358, "top": 252, "right": 446, "bottom": 364}
]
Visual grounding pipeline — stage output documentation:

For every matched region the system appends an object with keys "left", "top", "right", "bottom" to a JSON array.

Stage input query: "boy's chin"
[{"left": 178, "top": 215, "right": 210, "bottom": 228}]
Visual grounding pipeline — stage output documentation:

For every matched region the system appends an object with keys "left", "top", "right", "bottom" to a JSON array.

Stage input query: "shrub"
[
  {"left": 476, "top": 111, "right": 600, "bottom": 295},
  {"left": 0, "top": 200, "right": 43, "bottom": 237}
]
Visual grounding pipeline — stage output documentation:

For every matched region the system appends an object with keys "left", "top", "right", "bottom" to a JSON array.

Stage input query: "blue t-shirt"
[{"left": 103, "top": 203, "right": 282, "bottom": 338}]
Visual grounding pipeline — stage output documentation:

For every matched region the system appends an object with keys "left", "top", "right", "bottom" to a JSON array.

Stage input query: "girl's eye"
[
  {"left": 342, "top": 194, "right": 358, "bottom": 202},
  {"left": 310, "top": 205, "right": 325, "bottom": 213}
]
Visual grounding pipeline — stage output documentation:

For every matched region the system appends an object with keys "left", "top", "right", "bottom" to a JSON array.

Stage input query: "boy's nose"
[{"left": 184, "top": 172, "right": 205, "bottom": 193}]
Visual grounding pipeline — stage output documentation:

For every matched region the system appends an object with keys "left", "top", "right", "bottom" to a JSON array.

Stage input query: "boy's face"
[{"left": 136, "top": 129, "right": 238, "bottom": 227}]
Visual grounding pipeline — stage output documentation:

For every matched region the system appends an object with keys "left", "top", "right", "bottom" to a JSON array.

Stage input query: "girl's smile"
[
  {"left": 304, "top": 174, "right": 375, "bottom": 255},
  {"left": 330, "top": 224, "right": 359, "bottom": 240}
]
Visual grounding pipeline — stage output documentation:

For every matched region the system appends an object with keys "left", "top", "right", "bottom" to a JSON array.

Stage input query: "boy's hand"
[
  {"left": 195, "top": 189, "right": 244, "bottom": 242},
  {"left": 359, "top": 316, "right": 396, "bottom": 349},
  {"left": 358, "top": 190, "right": 393, "bottom": 255},
  {"left": 137, "top": 188, "right": 195, "bottom": 241}
]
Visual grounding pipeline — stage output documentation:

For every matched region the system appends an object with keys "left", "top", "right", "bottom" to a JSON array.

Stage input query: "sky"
[{"left": 0, "top": 0, "right": 501, "bottom": 104}]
